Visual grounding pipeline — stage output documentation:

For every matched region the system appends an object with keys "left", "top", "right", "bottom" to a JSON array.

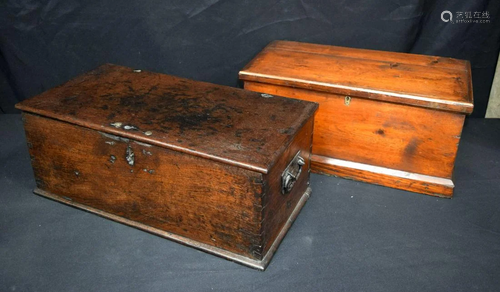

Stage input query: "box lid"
[
  {"left": 16, "top": 64, "right": 318, "bottom": 174},
  {"left": 239, "top": 41, "right": 473, "bottom": 114}
]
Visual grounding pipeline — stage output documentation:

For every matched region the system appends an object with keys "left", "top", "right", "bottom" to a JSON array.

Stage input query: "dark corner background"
[{"left": 0, "top": 0, "right": 499, "bottom": 117}]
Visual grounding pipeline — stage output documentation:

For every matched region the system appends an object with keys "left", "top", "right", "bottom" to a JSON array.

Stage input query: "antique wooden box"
[
  {"left": 240, "top": 41, "right": 474, "bottom": 198},
  {"left": 16, "top": 64, "right": 318, "bottom": 270}
]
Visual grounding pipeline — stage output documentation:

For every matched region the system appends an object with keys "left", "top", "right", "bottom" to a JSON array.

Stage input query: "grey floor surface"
[{"left": 1, "top": 115, "right": 499, "bottom": 292}]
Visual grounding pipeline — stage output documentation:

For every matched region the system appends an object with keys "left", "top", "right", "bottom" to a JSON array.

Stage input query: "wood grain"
[
  {"left": 265, "top": 40, "right": 469, "bottom": 70},
  {"left": 240, "top": 41, "right": 472, "bottom": 197},
  {"left": 244, "top": 82, "right": 465, "bottom": 179},
  {"left": 24, "top": 113, "right": 264, "bottom": 258},
  {"left": 312, "top": 155, "right": 454, "bottom": 198},
  {"left": 240, "top": 40, "right": 473, "bottom": 114},
  {"left": 16, "top": 63, "right": 318, "bottom": 174},
  {"left": 261, "top": 117, "right": 314, "bottom": 256},
  {"left": 17, "top": 64, "right": 317, "bottom": 269}
]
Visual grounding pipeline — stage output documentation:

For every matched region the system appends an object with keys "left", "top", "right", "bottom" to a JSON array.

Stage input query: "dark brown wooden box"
[
  {"left": 15, "top": 64, "right": 318, "bottom": 270},
  {"left": 240, "top": 41, "right": 474, "bottom": 198}
]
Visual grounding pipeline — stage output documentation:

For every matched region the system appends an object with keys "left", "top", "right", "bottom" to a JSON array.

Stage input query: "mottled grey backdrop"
[{"left": 1, "top": 0, "right": 499, "bottom": 117}]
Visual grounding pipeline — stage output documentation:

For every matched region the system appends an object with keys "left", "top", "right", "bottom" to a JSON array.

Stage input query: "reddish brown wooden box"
[
  {"left": 16, "top": 64, "right": 318, "bottom": 270},
  {"left": 240, "top": 41, "right": 474, "bottom": 198}
]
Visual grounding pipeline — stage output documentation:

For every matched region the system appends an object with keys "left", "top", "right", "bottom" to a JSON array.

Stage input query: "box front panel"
[
  {"left": 23, "top": 113, "right": 264, "bottom": 259},
  {"left": 245, "top": 81, "right": 464, "bottom": 179}
]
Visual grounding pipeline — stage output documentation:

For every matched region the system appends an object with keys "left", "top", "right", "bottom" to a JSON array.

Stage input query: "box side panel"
[
  {"left": 260, "top": 117, "right": 314, "bottom": 256},
  {"left": 23, "top": 113, "right": 263, "bottom": 259},
  {"left": 244, "top": 81, "right": 465, "bottom": 179}
]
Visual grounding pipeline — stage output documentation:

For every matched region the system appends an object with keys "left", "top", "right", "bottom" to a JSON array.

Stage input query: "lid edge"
[
  {"left": 19, "top": 108, "right": 271, "bottom": 174},
  {"left": 239, "top": 71, "right": 473, "bottom": 114}
]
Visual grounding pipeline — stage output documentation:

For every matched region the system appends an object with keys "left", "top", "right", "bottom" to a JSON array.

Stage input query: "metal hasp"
[{"left": 281, "top": 151, "right": 305, "bottom": 194}]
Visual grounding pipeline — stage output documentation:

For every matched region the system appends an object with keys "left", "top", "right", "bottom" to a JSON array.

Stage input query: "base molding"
[
  {"left": 311, "top": 155, "right": 454, "bottom": 198},
  {"left": 33, "top": 187, "right": 312, "bottom": 270}
]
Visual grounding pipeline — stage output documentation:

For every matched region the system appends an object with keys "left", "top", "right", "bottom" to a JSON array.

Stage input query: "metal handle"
[{"left": 281, "top": 151, "right": 305, "bottom": 194}]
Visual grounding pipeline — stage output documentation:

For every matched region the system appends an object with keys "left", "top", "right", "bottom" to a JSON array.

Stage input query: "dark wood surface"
[
  {"left": 16, "top": 65, "right": 318, "bottom": 269},
  {"left": 240, "top": 40, "right": 473, "bottom": 114},
  {"left": 2, "top": 115, "right": 500, "bottom": 291},
  {"left": 21, "top": 111, "right": 315, "bottom": 268},
  {"left": 23, "top": 113, "right": 264, "bottom": 259},
  {"left": 16, "top": 64, "right": 318, "bottom": 173},
  {"left": 261, "top": 117, "right": 314, "bottom": 255}
]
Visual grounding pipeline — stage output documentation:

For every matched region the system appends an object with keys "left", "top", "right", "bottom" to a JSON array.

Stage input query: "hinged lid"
[
  {"left": 16, "top": 64, "right": 318, "bottom": 174},
  {"left": 239, "top": 41, "right": 474, "bottom": 114}
]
